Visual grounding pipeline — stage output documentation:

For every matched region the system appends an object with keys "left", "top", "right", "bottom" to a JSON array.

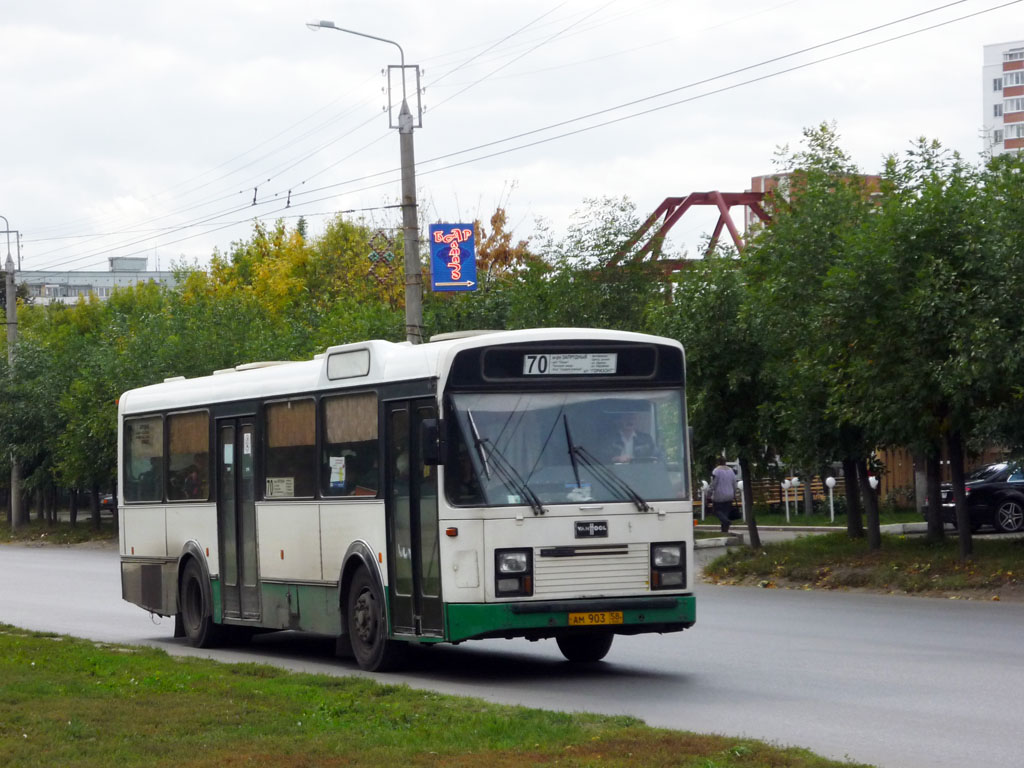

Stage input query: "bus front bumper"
[{"left": 445, "top": 594, "right": 695, "bottom": 643}]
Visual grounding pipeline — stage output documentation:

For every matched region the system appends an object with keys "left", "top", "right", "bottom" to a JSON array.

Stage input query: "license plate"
[{"left": 568, "top": 610, "right": 623, "bottom": 626}]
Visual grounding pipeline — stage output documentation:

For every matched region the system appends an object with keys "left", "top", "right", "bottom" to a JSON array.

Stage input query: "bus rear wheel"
[
  {"left": 178, "top": 559, "right": 224, "bottom": 648},
  {"left": 346, "top": 568, "right": 406, "bottom": 672},
  {"left": 556, "top": 632, "right": 614, "bottom": 663}
]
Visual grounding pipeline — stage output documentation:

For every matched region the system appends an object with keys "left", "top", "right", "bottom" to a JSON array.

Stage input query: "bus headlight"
[
  {"left": 652, "top": 544, "right": 682, "bottom": 567},
  {"left": 650, "top": 542, "right": 685, "bottom": 590},
  {"left": 495, "top": 548, "right": 533, "bottom": 596},
  {"left": 497, "top": 550, "right": 529, "bottom": 573}
]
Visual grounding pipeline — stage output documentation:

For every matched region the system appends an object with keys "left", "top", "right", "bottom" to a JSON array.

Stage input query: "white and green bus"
[{"left": 118, "top": 328, "right": 696, "bottom": 671}]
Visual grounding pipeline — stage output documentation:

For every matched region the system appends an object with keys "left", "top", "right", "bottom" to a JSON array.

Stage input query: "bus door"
[
  {"left": 385, "top": 399, "right": 444, "bottom": 638},
  {"left": 216, "top": 418, "right": 261, "bottom": 621}
]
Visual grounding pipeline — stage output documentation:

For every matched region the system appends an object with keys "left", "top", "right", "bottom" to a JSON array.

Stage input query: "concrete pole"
[
  {"left": 5, "top": 253, "right": 22, "bottom": 530},
  {"left": 305, "top": 21, "right": 423, "bottom": 344},
  {"left": 399, "top": 100, "right": 423, "bottom": 344}
]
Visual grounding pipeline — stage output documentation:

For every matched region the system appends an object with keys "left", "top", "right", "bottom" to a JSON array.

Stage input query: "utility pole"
[
  {"left": 398, "top": 97, "right": 422, "bottom": 344},
  {"left": 4, "top": 251, "right": 22, "bottom": 531},
  {"left": 306, "top": 20, "right": 424, "bottom": 343}
]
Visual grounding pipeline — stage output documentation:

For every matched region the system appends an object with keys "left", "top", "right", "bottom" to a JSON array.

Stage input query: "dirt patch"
[{"left": 704, "top": 572, "right": 1024, "bottom": 602}]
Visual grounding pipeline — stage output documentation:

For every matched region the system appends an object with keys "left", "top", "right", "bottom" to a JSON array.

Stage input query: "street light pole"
[
  {"left": 306, "top": 20, "right": 423, "bottom": 344},
  {"left": 3, "top": 215, "right": 22, "bottom": 530}
]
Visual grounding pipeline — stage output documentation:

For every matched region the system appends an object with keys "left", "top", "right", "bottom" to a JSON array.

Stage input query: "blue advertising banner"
[{"left": 429, "top": 223, "right": 477, "bottom": 292}]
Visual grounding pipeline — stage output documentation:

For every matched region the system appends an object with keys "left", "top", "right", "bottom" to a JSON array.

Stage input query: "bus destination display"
[{"left": 522, "top": 353, "right": 617, "bottom": 376}]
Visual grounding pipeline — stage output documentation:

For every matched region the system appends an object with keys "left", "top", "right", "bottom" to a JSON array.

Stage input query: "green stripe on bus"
[
  {"left": 445, "top": 596, "right": 696, "bottom": 644},
  {"left": 211, "top": 578, "right": 222, "bottom": 620}
]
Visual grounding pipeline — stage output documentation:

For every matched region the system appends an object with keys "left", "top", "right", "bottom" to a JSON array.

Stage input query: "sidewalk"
[{"left": 693, "top": 521, "right": 930, "bottom": 551}]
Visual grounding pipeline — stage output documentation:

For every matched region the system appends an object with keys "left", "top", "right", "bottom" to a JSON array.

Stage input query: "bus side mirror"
[{"left": 421, "top": 419, "right": 446, "bottom": 466}]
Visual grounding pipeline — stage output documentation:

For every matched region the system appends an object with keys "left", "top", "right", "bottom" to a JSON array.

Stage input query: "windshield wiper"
[
  {"left": 466, "top": 410, "right": 544, "bottom": 515},
  {"left": 466, "top": 410, "right": 491, "bottom": 480},
  {"left": 480, "top": 437, "right": 547, "bottom": 516},
  {"left": 562, "top": 415, "right": 582, "bottom": 489},
  {"left": 572, "top": 445, "right": 651, "bottom": 512}
]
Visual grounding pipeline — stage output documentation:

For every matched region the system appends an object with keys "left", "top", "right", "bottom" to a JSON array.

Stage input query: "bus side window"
[
  {"left": 167, "top": 411, "right": 210, "bottom": 501},
  {"left": 321, "top": 392, "right": 379, "bottom": 497},
  {"left": 124, "top": 416, "right": 163, "bottom": 502},
  {"left": 265, "top": 399, "right": 316, "bottom": 498}
]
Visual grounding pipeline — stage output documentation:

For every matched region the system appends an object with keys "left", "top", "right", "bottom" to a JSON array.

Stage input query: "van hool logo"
[{"left": 575, "top": 520, "right": 609, "bottom": 538}]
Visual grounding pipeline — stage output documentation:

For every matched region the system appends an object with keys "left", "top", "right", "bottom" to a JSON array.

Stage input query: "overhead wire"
[
  {"left": 403, "top": 0, "right": 1022, "bottom": 180},
  {"left": 26, "top": 3, "right": 580, "bottom": 269},
  {"left": 28, "top": 0, "right": 1014, "bottom": 270},
  {"left": 222, "top": 0, "right": 995, "bottom": 210},
  {"left": 29, "top": 3, "right": 612, "bottom": 270},
  {"left": 27, "top": 74, "right": 381, "bottom": 240},
  {"left": 30, "top": 0, "right": 780, "bottom": 267}
]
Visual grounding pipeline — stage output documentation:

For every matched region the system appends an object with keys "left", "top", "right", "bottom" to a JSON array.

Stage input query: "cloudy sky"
[{"left": 0, "top": 0, "right": 1019, "bottom": 273}]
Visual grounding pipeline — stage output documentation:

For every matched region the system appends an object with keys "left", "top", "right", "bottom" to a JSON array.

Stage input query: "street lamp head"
[
  {"left": 306, "top": 19, "right": 335, "bottom": 31},
  {"left": 825, "top": 476, "right": 836, "bottom": 489}
]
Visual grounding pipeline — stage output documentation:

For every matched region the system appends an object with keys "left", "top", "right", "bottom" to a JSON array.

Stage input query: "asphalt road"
[{"left": 1, "top": 541, "right": 1021, "bottom": 768}]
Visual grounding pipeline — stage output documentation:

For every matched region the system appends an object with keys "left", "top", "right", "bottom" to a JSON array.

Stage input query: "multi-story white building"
[
  {"left": 983, "top": 40, "right": 1024, "bottom": 157},
  {"left": 15, "top": 257, "right": 176, "bottom": 306}
]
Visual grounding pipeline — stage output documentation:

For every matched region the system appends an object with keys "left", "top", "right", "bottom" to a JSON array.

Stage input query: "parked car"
[
  {"left": 934, "top": 461, "right": 1024, "bottom": 533},
  {"left": 98, "top": 492, "right": 117, "bottom": 513}
]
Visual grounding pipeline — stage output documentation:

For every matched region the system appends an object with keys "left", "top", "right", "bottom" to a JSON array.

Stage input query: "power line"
[
  {"left": 22, "top": 0, "right": 766, "bottom": 264},
  {"left": 27, "top": 4, "right": 604, "bottom": 271},
  {"left": 28, "top": 0, "right": 1015, "bottom": 270},
  {"left": 245, "top": 0, "right": 994, "bottom": 209},
  {"left": 26, "top": 4, "right": 572, "bottom": 268},
  {"left": 406, "top": 0, "right": 1021, "bottom": 178}
]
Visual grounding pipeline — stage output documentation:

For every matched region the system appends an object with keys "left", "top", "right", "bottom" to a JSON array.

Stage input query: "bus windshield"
[{"left": 446, "top": 390, "right": 687, "bottom": 506}]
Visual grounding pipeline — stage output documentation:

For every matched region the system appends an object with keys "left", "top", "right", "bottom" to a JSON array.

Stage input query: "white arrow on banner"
[{"left": 434, "top": 280, "right": 476, "bottom": 287}]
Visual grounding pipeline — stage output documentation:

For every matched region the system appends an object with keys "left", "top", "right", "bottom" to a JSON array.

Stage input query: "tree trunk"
[
  {"left": 45, "top": 485, "right": 56, "bottom": 525},
  {"left": 802, "top": 477, "right": 813, "bottom": 516},
  {"left": 90, "top": 483, "right": 101, "bottom": 530},
  {"left": 946, "top": 429, "right": 972, "bottom": 560},
  {"left": 69, "top": 489, "right": 79, "bottom": 527},
  {"left": 858, "top": 460, "right": 882, "bottom": 550},
  {"left": 842, "top": 457, "right": 864, "bottom": 538},
  {"left": 738, "top": 455, "right": 761, "bottom": 549},
  {"left": 15, "top": 485, "right": 29, "bottom": 528},
  {"left": 35, "top": 488, "right": 45, "bottom": 522},
  {"left": 925, "top": 451, "right": 944, "bottom": 542}
]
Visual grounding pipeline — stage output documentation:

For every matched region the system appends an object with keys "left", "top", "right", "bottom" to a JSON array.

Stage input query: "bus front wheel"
[
  {"left": 556, "top": 632, "right": 614, "bottom": 663},
  {"left": 346, "top": 568, "right": 406, "bottom": 672},
  {"left": 178, "top": 559, "right": 224, "bottom": 648}
]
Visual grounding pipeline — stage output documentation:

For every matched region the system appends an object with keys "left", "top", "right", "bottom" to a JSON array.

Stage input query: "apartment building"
[{"left": 983, "top": 40, "right": 1024, "bottom": 156}]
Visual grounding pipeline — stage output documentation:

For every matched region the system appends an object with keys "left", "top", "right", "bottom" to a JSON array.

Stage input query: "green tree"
[
  {"left": 743, "top": 123, "right": 877, "bottom": 543},
  {"left": 654, "top": 250, "right": 774, "bottom": 548},
  {"left": 826, "top": 139, "right": 1002, "bottom": 559}
]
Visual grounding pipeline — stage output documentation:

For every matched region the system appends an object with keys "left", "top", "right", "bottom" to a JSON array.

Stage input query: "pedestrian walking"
[{"left": 710, "top": 457, "right": 737, "bottom": 533}]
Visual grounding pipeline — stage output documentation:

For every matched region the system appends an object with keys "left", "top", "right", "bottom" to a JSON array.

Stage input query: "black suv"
[{"left": 936, "top": 462, "right": 1024, "bottom": 533}]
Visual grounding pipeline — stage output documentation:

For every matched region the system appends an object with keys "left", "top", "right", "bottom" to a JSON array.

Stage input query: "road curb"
[{"left": 693, "top": 521, "right": 931, "bottom": 549}]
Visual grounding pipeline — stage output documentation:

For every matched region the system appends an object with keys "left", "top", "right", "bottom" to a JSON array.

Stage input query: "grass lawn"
[
  {"left": 704, "top": 532, "right": 1024, "bottom": 598},
  {"left": 0, "top": 626, "right": 873, "bottom": 768},
  {"left": 0, "top": 517, "right": 118, "bottom": 546}
]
